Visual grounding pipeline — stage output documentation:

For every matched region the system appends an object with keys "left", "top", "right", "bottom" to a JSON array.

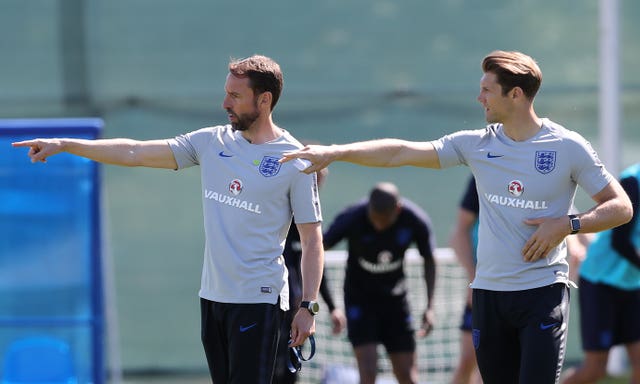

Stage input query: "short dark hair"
[
  {"left": 369, "top": 182, "right": 400, "bottom": 214},
  {"left": 482, "top": 50, "right": 542, "bottom": 100},
  {"left": 229, "top": 55, "right": 283, "bottom": 110}
]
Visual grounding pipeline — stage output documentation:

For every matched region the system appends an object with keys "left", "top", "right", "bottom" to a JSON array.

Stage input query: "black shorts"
[
  {"left": 273, "top": 302, "right": 299, "bottom": 383},
  {"left": 345, "top": 293, "right": 415, "bottom": 353},
  {"left": 472, "top": 283, "right": 570, "bottom": 384},
  {"left": 578, "top": 277, "right": 640, "bottom": 351},
  {"left": 459, "top": 304, "right": 473, "bottom": 332},
  {"left": 200, "top": 298, "right": 283, "bottom": 384}
]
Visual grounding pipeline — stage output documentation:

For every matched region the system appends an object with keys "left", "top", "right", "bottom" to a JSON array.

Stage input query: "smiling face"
[
  {"left": 477, "top": 71, "right": 513, "bottom": 124},
  {"left": 222, "top": 73, "right": 261, "bottom": 131}
]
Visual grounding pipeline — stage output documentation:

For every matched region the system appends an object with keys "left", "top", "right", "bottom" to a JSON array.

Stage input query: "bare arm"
[
  {"left": 281, "top": 139, "right": 441, "bottom": 174},
  {"left": 12, "top": 138, "right": 178, "bottom": 169},
  {"left": 574, "top": 179, "right": 633, "bottom": 233},
  {"left": 318, "top": 268, "right": 347, "bottom": 335},
  {"left": 449, "top": 208, "right": 478, "bottom": 283},
  {"left": 449, "top": 207, "right": 478, "bottom": 311},
  {"left": 417, "top": 249, "right": 437, "bottom": 338},
  {"left": 289, "top": 221, "right": 324, "bottom": 347},
  {"left": 522, "top": 179, "right": 633, "bottom": 262}
]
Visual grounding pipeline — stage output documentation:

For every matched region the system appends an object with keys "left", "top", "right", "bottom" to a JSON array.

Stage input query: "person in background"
[
  {"left": 274, "top": 167, "right": 347, "bottom": 383},
  {"left": 281, "top": 50, "right": 633, "bottom": 383},
  {"left": 322, "top": 182, "right": 437, "bottom": 384},
  {"left": 449, "top": 176, "right": 483, "bottom": 384},
  {"left": 13, "top": 54, "right": 324, "bottom": 384},
  {"left": 561, "top": 163, "right": 640, "bottom": 384}
]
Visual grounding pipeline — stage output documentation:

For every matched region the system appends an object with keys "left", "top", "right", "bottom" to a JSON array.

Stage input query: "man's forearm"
[
  {"left": 62, "top": 138, "right": 143, "bottom": 166},
  {"left": 299, "top": 223, "right": 325, "bottom": 302},
  {"left": 300, "top": 249, "right": 323, "bottom": 302},
  {"left": 423, "top": 258, "right": 436, "bottom": 309},
  {"left": 450, "top": 231, "right": 477, "bottom": 281},
  {"left": 333, "top": 139, "right": 439, "bottom": 168},
  {"left": 332, "top": 139, "right": 406, "bottom": 167},
  {"left": 13, "top": 137, "right": 177, "bottom": 169},
  {"left": 579, "top": 180, "right": 633, "bottom": 233}
]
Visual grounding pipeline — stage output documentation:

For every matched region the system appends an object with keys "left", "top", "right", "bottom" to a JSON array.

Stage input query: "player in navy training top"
[
  {"left": 561, "top": 164, "right": 640, "bottom": 384},
  {"left": 323, "top": 182, "right": 437, "bottom": 384},
  {"left": 449, "top": 176, "right": 483, "bottom": 384}
]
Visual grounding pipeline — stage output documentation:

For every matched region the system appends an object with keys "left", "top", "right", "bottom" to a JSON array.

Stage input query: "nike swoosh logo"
[
  {"left": 539, "top": 322, "right": 559, "bottom": 330},
  {"left": 487, "top": 152, "right": 504, "bottom": 158},
  {"left": 218, "top": 151, "right": 233, "bottom": 158},
  {"left": 239, "top": 323, "right": 257, "bottom": 332}
]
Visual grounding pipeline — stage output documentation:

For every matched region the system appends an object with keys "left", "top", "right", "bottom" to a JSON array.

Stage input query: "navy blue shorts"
[
  {"left": 578, "top": 277, "right": 640, "bottom": 351},
  {"left": 459, "top": 304, "right": 473, "bottom": 331},
  {"left": 345, "top": 293, "right": 415, "bottom": 353},
  {"left": 472, "top": 283, "right": 570, "bottom": 384},
  {"left": 200, "top": 298, "right": 283, "bottom": 384}
]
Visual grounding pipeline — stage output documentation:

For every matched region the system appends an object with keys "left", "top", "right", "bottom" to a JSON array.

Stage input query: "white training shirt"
[
  {"left": 432, "top": 118, "right": 613, "bottom": 291},
  {"left": 167, "top": 125, "right": 322, "bottom": 310}
]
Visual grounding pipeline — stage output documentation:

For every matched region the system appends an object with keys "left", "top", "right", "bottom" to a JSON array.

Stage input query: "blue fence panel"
[{"left": 0, "top": 118, "right": 104, "bottom": 383}]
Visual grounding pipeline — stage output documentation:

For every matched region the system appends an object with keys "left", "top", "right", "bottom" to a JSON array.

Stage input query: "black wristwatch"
[
  {"left": 568, "top": 214, "right": 581, "bottom": 234},
  {"left": 300, "top": 301, "right": 320, "bottom": 316}
]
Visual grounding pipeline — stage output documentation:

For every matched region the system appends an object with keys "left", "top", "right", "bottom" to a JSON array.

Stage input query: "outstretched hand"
[
  {"left": 280, "top": 145, "right": 336, "bottom": 174},
  {"left": 12, "top": 139, "right": 63, "bottom": 163}
]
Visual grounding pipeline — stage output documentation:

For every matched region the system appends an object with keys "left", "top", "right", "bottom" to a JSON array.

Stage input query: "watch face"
[
  {"left": 571, "top": 218, "right": 580, "bottom": 231},
  {"left": 303, "top": 301, "right": 319, "bottom": 314}
]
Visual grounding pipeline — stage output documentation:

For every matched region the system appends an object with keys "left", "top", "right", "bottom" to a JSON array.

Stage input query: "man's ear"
[
  {"left": 510, "top": 87, "right": 523, "bottom": 99},
  {"left": 258, "top": 92, "right": 272, "bottom": 109}
]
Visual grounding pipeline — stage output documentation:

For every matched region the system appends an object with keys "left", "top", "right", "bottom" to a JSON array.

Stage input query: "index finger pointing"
[{"left": 11, "top": 140, "right": 34, "bottom": 147}]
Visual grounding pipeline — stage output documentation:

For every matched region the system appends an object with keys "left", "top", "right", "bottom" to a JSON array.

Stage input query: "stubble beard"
[{"left": 228, "top": 103, "right": 260, "bottom": 132}]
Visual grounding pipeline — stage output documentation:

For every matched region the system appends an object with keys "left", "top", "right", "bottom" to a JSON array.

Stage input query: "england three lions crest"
[
  {"left": 259, "top": 156, "right": 281, "bottom": 177},
  {"left": 535, "top": 151, "right": 556, "bottom": 174}
]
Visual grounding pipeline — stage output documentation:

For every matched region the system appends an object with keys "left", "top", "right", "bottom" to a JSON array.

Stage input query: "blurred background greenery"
[{"left": 2, "top": 0, "right": 639, "bottom": 380}]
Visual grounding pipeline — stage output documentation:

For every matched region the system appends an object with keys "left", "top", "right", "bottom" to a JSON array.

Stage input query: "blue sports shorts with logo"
[
  {"left": 345, "top": 292, "right": 415, "bottom": 353},
  {"left": 472, "top": 283, "right": 570, "bottom": 384},
  {"left": 459, "top": 304, "right": 473, "bottom": 331},
  {"left": 200, "top": 298, "right": 283, "bottom": 384},
  {"left": 578, "top": 277, "right": 640, "bottom": 351}
]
